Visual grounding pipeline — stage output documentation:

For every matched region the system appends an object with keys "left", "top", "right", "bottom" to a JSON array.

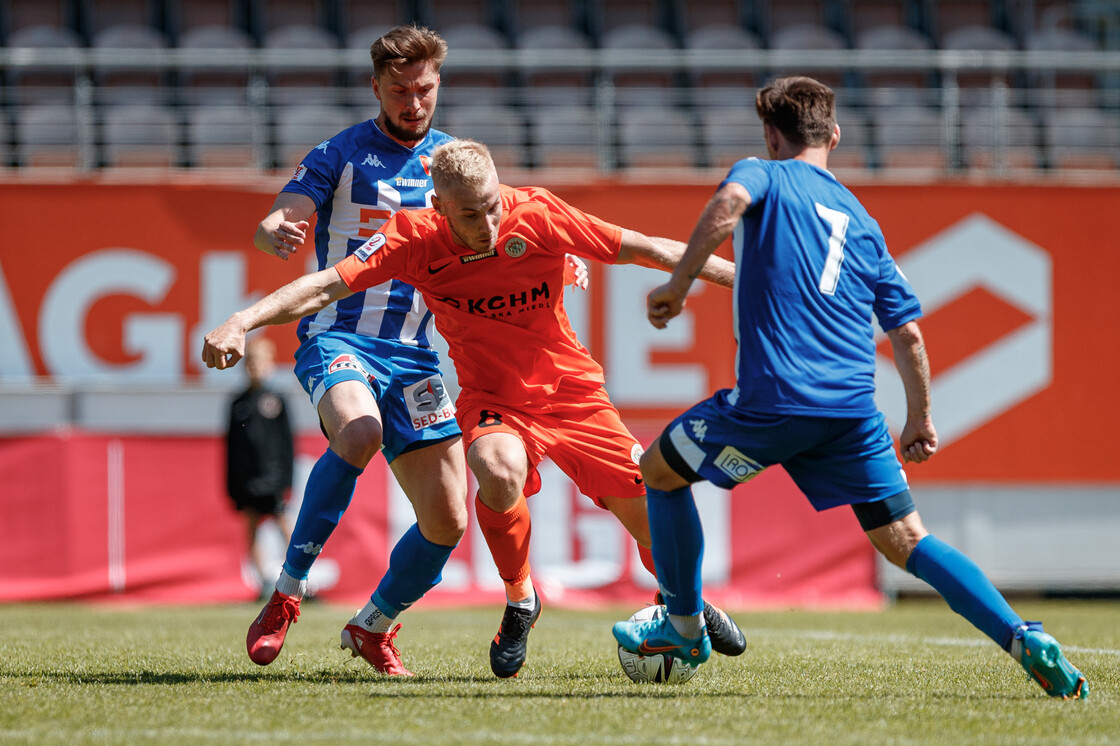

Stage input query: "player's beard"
[{"left": 382, "top": 113, "right": 432, "bottom": 144}]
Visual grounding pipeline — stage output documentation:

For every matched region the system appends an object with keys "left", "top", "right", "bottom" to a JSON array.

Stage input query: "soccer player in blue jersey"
[
  {"left": 239, "top": 25, "right": 467, "bottom": 676},
  {"left": 613, "top": 76, "right": 1088, "bottom": 700}
]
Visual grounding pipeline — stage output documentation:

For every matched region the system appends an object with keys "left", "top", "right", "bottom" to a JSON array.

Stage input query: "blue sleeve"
[
  {"left": 720, "top": 157, "right": 771, "bottom": 208},
  {"left": 279, "top": 142, "right": 343, "bottom": 210},
  {"left": 873, "top": 250, "right": 923, "bottom": 331}
]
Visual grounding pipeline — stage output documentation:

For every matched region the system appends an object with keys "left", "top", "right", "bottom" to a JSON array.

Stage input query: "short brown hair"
[
  {"left": 370, "top": 24, "right": 448, "bottom": 78},
  {"left": 755, "top": 76, "right": 836, "bottom": 147}
]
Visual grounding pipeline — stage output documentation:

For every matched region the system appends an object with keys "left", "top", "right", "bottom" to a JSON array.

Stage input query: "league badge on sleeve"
[{"left": 354, "top": 233, "right": 387, "bottom": 262}]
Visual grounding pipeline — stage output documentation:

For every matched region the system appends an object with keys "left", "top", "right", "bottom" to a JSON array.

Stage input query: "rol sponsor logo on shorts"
[
  {"left": 714, "top": 446, "right": 764, "bottom": 483},
  {"left": 404, "top": 375, "right": 456, "bottom": 431},
  {"left": 327, "top": 354, "right": 366, "bottom": 376}
]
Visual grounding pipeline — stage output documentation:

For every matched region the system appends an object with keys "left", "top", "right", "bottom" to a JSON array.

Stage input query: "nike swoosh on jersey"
[{"left": 428, "top": 261, "right": 454, "bottom": 274}]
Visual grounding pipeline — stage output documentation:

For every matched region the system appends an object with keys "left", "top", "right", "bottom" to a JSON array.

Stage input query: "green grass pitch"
[{"left": 1, "top": 599, "right": 1117, "bottom": 745}]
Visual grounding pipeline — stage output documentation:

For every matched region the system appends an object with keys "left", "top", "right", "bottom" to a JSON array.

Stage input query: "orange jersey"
[{"left": 334, "top": 185, "right": 623, "bottom": 406}]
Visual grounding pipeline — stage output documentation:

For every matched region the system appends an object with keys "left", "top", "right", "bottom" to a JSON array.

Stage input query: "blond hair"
[{"left": 430, "top": 140, "right": 495, "bottom": 193}]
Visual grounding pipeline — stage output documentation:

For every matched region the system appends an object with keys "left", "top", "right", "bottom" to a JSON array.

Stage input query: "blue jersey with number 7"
[{"left": 722, "top": 157, "right": 922, "bottom": 417}]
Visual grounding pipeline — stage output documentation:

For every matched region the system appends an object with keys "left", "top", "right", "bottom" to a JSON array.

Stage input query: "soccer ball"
[{"left": 616, "top": 605, "right": 700, "bottom": 684}]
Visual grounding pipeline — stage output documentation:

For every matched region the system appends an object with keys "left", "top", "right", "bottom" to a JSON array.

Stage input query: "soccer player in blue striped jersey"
[
  {"left": 613, "top": 76, "right": 1088, "bottom": 699},
  {"left": 240, "top": 25, "right": 467, "bottom": 675}
]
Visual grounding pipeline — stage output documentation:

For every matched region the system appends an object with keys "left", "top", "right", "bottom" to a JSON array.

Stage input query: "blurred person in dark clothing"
[{"left": 226, "top": 335, "right": 295, "bottom": 597}]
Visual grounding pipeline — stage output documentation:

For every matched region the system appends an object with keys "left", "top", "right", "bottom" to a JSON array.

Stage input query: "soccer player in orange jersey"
[{"left": 203, "top": 140, "right": 745, "bottom": 678}]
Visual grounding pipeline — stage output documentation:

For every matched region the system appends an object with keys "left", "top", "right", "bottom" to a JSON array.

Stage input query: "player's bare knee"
[
  {"left": 419, "top": 510, "right": 467, "bottom": 546},
  {"left": 331, "top": 415, "right": 383, "bottom": 466}
]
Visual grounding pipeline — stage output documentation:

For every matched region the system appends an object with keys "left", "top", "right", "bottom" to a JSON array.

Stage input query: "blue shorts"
[
  {"left": 658, "top": 391, "right": 910, "bottom": 513},
  {"left": 293, "top": 332, "right": 461, "bottom": 462}
]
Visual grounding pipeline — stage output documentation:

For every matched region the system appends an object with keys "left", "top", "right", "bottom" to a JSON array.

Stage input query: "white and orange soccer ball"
[{"left": 616, "top": 604, "right": 701, "bottom": 684}]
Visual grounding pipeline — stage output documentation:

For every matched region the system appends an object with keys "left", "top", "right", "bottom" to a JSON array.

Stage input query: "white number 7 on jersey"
[{"left": 814, "top": 203, "right": 849, "bottom": 295}]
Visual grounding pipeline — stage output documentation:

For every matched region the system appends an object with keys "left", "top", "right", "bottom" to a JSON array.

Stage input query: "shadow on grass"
[{"left": 7, "top": 669, "right": 1041, "bottom": 702}]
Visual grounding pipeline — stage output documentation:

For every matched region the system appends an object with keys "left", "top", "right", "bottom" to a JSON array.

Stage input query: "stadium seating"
[
  {"left": 272, "top": 103, "right": 354, "bottom": 169},
  {"left": 1043, "top": 107, "right": 1120, "bottom": 171},
  {"left": 6, "top": 25, "right": 83, "bottom": 105},
  {"left": 617, "top": 104, "right": 699, "bottom": 169},
  {"left": 0, "top": 0, "right": 1114, "bottom": 176},
  {"left": 437, "top": 23, "right": 512, "bottom": 105},
  {"left": 92, "top": 24, "right": 171, "bottom": 105},
  {"left": 527, "top": 104, "right": 602, "bottom": 169},
  {"left": 15, "top": 103, "right": 84, "bottom": 167},
  {"left": 699, "top": 106, "right": 767, "bottom": 170},
  {"left": 872, "top": 104, "right": 948, "bottom": 172},
  {"left": 186, "top": 103, "right": 261, "bottom": 168},
  {"left": 515, "top": 25, "right": 595, "bottom": 107},
  {"left": 442, "top": 104, "right": 529, "bottom": 169},
  {"left": 262, "top": 24, "right": 340, "bottom": 105},
  {"left": 960, "top": 105, "right": 1042, "bottom": 171},
  {"left": 101, "top": 102, "right": 182, "bottom": 167},
  {"left": 177, "top": 24, "right": 255, "bottom": 105}
]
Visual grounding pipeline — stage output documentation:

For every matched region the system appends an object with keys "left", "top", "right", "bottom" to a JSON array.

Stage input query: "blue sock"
[
  {"left": 906, "top": 534, "right": 1024, "bottom": 650},
  {"left": 282, "top": 448, "right": 362, "bottom": 580},
  {"left": 371, "top": 523, "right": 456, "bottom": 616},
  {"left": 646, "top": 486, "right": 704, "bottom": 617}
]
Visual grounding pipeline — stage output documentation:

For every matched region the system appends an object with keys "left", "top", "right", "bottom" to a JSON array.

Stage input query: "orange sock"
[
  {"left": 637, "top": 542, "right": 657, "bottom": 578},
  {"left": 475, "top": 493, "right": 533, "bottom": 602}
]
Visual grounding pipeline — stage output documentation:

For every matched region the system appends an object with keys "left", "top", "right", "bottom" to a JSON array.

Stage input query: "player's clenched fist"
[{"left": 647, "top": 282, "right": 687, "bottom": 329}]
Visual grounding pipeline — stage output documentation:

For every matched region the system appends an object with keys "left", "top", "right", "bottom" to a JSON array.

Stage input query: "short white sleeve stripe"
[{"left": 669, "top": 422, "right": 707, "bottom": 473}]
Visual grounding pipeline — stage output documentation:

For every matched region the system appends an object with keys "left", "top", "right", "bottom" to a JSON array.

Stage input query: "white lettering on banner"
[
  {"left": 874, "top": 213, "right": 1052, "bottom": 447},
  {"left": 191, "top": 253, "right": 261, "bottom": 379},
  {"left": 605, "top": 264, "right": 707, "bottom": 405},
  {"left": 39, "top": 249, "right": 183, "bottom": 382},
  {"left": 0, "top": 260, "right": 36, "bottom": 381}
]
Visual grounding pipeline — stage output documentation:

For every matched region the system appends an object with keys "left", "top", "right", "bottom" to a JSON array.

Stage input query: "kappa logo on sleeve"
[{"left": 354, "top": 233, "right": 387, "bottom": 262}]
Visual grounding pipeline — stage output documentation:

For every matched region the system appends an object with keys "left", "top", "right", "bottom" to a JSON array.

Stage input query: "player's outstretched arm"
[
  {"left": 254, "top": 192, "right": 315, "bottom": 261},
  {"left": 886, "top": 320, "right": 938, "bottom": 463},
  {"left": 639, "top": 181, "right": 750, "bottom": 328},
  {"left": 202, "top": 268, "right": 352, "bottom": 370}
]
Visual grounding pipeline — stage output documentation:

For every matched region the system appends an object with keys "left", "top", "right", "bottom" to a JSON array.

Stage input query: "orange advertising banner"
[{"left": 3, "top": 180, "right": 1119, "bottom": 487}]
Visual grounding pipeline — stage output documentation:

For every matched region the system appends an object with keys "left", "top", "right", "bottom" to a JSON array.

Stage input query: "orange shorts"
[{"left": 457, "top": 387, "right": 646, "bottom": 507}]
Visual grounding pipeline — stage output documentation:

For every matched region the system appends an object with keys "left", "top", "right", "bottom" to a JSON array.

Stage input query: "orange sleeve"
[
  {"left": 334, "top": 211, "right": 418, "bottom": 291},
  {"left": 527, "top": 187, "right": 623, "bottom": 263}
]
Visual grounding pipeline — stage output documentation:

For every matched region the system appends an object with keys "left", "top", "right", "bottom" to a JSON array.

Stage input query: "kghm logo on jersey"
[
  {"left": 714, "top": 446, "right": 764, "bottom": 484},
  {"left": 435, "top": 281, "right": 551, "bottom": 317},
  {"left": 354, "top": 233, "right": 386, "bottom": 262},
  {"left": 504, "top": 237, "right": 527, "bottom": 258}
]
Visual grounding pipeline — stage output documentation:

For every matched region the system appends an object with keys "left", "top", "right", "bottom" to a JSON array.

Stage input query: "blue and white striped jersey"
[
  {"left": 281, "top": 119, "right": 454, "bottom": 348},
  {"left": 722, "top": 157, "right": 922, "bottom": 417}
]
